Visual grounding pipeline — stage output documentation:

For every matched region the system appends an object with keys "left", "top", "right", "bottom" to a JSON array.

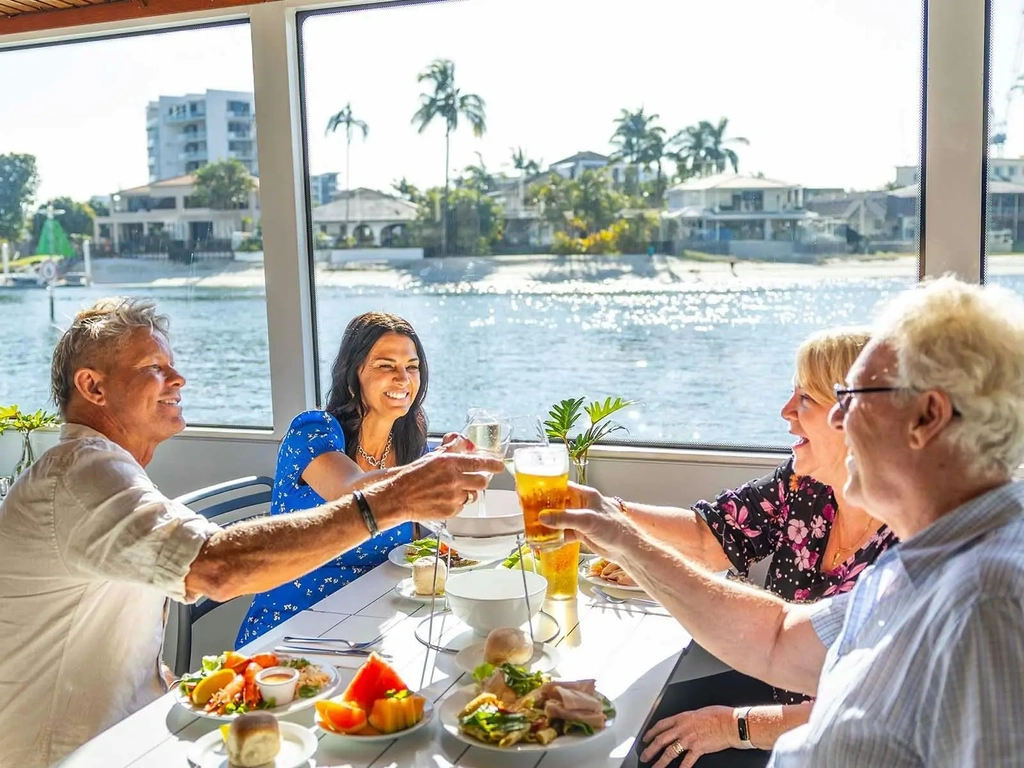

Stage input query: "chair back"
[{"left": 171, "top": 475, "right": 273, "bottom": 676}]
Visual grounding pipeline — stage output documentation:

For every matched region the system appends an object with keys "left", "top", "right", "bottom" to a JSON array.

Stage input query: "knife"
[{"left": 274, "top": 644, "right": 389, "bottom": 659}]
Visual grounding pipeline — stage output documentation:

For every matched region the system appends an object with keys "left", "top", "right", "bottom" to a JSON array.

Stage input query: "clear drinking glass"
[
  {"left": 513, "top": 444, "right": 569, "bottom": 550},
  {"left": 0, "top": 476, "right": 9, "bottom": 500},
  {"left": 462, "top": 408, "right": 513, "bottom": 517}
]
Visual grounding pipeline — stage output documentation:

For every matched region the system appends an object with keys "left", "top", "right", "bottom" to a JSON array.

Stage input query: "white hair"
[{"left": 873, "top": 275, "right": 1024, "bottom": 477}]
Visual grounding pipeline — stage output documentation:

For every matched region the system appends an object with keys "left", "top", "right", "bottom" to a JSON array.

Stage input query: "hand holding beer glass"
[{"left": 512, "top": 444, "right": 570, "bottom": 550}]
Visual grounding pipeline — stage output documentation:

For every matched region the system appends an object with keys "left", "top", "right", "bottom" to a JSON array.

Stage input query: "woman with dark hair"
[{"left": 236, "top": 312, "right": 437, "bottom": 645}]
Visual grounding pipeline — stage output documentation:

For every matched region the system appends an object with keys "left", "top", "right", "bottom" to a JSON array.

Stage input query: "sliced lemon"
[
  {"left": 219, "top": 724, "right": 230, "bottom": 741},
  {"left": 190, "top": 668, "right": 236, "bottom": 706}
]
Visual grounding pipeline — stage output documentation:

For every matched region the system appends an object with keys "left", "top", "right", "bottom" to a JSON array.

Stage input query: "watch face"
[{"left": 738, "top": 713, "right": 751, "bottom": 741}]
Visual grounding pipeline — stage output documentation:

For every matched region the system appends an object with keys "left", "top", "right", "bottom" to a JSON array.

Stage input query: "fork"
[
  {"left": 592, "top": 586, "right": 661, "bottom": 608},
  {"left": 282, "top": 633, "right": 383, "bottom": 650}
]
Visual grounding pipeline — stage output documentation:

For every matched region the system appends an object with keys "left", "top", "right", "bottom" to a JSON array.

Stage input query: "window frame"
[{"left": 0, "top": 0, "right": 990, "bottom": 452}]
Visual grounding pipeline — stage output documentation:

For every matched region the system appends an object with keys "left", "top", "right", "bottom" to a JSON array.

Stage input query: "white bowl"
[
  {"left": 444, "top": 570, "right": 547, "bottom": 636},
  {"left": 446, "top": 489, "right": 524, "bottom": 538},
  {"left": 255, "top": 665, "right": 299, "bottom": 707}
]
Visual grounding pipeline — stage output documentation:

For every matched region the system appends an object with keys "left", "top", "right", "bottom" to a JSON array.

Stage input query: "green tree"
[
  {"left": 413, "top": 185, "right": 503, "bottom": 255},
  {"left": 0, "top": 153, "right": 39, "bottom": 243},
  {"left": 529, "top": 169, "right": 624, "bottom": 236},
  {"left": 610, "top": 107, "right": 666, "bottom": 198},
  {"left": 325, "top": 102, "right": 369, "bottom": 239},
  {"left": 461, "top": 152, "right": 495, "bottom": 194},
  {"left": 191, "top": 159, "right": 256, "bottom": 210},
  {"left": 669, "top": 117, "right": 749, "bottom": 178},
  {"left": 411, "top": 58, "right": 487, "bottom": 255},
  {"left": 511, "top": 147, "right": 542, "bottom": 177},
  {"left": 31, "top": 197, "right": 95, "bottom": 242},
  {"left": 392, "top": 177, "right": 423, "bottom": 205}
]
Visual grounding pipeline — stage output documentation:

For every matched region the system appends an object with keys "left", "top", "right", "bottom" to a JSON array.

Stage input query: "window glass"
[
  {"left": 0, "top": 24, "right": 271, "bottom": 427},
  {"left": 985, "top": 0, "right": 1024, "bottom": 292},
  {"left": 300, "top": 0, "right": 922, "bottom": 447}
]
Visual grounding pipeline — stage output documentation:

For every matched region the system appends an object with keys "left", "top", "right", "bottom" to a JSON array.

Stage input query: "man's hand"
[
  {"left": 540, "top": 484, "right": 641, "bottom": 561},
  {"left": 364, "top": 450, "right": 503, "bottom": 526}
]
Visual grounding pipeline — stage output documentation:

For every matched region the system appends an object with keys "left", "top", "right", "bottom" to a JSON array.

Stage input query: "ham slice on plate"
[{"left": 536, "top": 682, "right": 608, "bottom": 730}]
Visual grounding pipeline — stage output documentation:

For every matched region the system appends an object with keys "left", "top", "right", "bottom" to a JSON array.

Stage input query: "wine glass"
[{"left": 462, "top": 408, "right": 513, "bottom": 518}]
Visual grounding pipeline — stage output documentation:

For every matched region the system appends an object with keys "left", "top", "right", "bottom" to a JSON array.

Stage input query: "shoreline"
[{"left": 83, "top": 253, "right": 1024, "bottom": 292}]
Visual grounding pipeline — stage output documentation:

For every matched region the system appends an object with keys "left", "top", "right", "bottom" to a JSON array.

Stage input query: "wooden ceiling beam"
[{"left": 0, "top": 0, "right": 273, "bottom": 36}]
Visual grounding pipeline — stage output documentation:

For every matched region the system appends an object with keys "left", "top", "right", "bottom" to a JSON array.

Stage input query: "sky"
[{"left": 0, "top": 0, "right": 1009, "bottom": 205}]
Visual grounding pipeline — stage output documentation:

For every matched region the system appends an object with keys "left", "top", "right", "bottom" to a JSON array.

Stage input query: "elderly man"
[
  {"left": 548, "top": 276, "right": 1024, "bottom": 768},
  {"left": 0, "top": 298, "right": 501, "bottom": 768}
]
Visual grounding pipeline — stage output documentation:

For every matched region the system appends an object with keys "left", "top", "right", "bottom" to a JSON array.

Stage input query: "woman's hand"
[
  {"left": 640, "top": 705, "right": 739, "bottom": 768},
  {"left": 540, "top": 484, "right": 639, "bottom": 561}
]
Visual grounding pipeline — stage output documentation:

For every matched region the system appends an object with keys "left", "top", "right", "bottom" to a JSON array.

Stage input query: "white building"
[
  {"left": 147, "top": 90, "right": 258, "bottom": 181},
  {"left": 548, "top": 151, "right": 654, "bottom": 185},
  {"left": 897, "top": 157, "right": 1024, "bottom": 187},
  {"left": 94, "top": 174, "right": 260, "bottom": 256},
  {"left": 311, "top": 188, "right": 418, "bottom": 247},
  {"left": 310, "top": 173, "right": 339, "bottom": 206},
  {"left": 663, "top": 173, "right": 818, "bottom": 254}
]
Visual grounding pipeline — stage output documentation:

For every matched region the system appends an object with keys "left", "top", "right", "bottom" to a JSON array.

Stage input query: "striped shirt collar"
[{"left": 893, "top": 479, "right": 1024, "bottom": 583}]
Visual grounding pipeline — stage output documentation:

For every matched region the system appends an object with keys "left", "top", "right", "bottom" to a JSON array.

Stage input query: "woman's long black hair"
[{"left": 324, "top": 312, "right": 428, "bottom": 466}]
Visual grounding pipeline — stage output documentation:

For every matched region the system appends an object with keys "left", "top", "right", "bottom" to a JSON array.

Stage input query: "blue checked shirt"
[{"left": 769, "top": 481, "right": 1024, "bottom": 767}]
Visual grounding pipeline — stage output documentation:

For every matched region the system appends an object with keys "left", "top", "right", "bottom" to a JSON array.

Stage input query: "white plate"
[
  {"left": 394, "top": 577, "right": 447, "bottom": 605},
  {"left": 186, "top": 721, "right": 317, "bottom": 768},
  {"left": 316, "top": 698, "right": 435, "bottom": 743},
  {"left": 579, "top": 556, "right": 646, "bottom": 593},
  {"left": 439, "top": 685, "right": 614, "bottom": 752},
  {"left": 454, "top": 642, "right": 561, "bottom": 675},
  {"left": 446, "top": 490, "right": 525, "bottom": 538},
  {"left": 174, "top": 658, "right": 340, "bottom": 721},
  {"left": 387, "top": 544, "right": 497, "bottom": 571}
]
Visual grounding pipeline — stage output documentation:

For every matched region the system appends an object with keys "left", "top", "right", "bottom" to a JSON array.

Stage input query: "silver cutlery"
[
  {"left": 592, "top": 586, "right": 661, "bottom": 608},
  {"left": 274, "top": 644, "right": 391, "bottom": 659},
  {"left": 282, "top": 634, "right": 382, "bottom": 650}
]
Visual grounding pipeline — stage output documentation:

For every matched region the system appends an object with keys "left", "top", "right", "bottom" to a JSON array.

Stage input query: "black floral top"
[{"left": 694, "top": 457, "right": 898, "bottom": 703}]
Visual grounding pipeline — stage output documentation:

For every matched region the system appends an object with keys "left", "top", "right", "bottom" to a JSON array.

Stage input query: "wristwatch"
[{"left": 737, "top": 707, "right": 754, "bottom": 749}]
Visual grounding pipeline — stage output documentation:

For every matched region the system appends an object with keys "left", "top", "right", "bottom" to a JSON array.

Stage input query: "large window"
[
  {"left": 0, "top": 23, "right": 272, "bottom": 427},
  {"left": 300, "top": 0, "right": 923, "bottom": 447},
  {"left": 986, "top": 0, "right": 1024, "bottom": 291}
]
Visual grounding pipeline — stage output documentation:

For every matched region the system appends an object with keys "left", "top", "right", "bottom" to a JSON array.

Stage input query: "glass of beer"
[
  {"left": 513, "top": 444, "right": 569, "bottom": 549},
  {"left": 536, "top": 540, "right": 581, "bottom": 600}
]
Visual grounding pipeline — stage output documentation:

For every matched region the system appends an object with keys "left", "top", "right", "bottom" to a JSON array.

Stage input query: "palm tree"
[
  {"left": 609, "top": 107, "right": 666, "bottom": 197},
  {"left": 462, "top": 152, "right": 495, "bottom": 194},
  {"left": 325, "top": 102, "right": 369, "bottom": 242},
  {"left": 511, "top": 147, "right": 542, "bottom": 177},
  {"left": 411, "top": 58, "right": 487, "bottom": 255},
  {"left": 670, "top": 118, "right": 749, "bottom": 177}
]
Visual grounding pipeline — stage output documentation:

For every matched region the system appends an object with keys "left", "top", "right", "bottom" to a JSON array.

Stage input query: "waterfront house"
[
  {"left": 93, "top": 174, "right": 261, "bottom": 259},
  {"left": 311, "top": 188, "right": 418, "bottom": 247},
  {"left": 662, "top": 172, "right": 821, "bottom": 259}
]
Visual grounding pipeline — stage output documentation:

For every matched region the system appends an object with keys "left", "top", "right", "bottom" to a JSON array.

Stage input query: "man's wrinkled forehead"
[{"left": 848, "top": 339, "right": 899, "bottom": 386}]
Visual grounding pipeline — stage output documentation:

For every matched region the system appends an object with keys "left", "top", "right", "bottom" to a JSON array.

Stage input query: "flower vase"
[
  {"left": 14, "top": 431, "right": 34, "bottom": 477},
  {"left": 572, "top": 458, "right": 589, "bottom": 486}
]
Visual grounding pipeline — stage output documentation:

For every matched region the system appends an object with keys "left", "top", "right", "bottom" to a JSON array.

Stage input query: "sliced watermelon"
[{"left": 341, "top": 653, "right": 410, "bottom": 712}]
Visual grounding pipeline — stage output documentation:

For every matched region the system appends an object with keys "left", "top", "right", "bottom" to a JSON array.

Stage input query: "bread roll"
[
  {"left": 412, "top": 556, "right": 447, "bottom": 595},
  {"left": 227, "top": 711, "right": 281, "bottom": 767},
  {"left": 484, "top": 627, "right": 533, "bottom": 666}
]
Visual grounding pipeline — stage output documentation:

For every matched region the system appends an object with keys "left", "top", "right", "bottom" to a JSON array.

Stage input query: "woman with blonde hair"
[{"left": 603, "top": 327, "right": 899, "bottom": 768}]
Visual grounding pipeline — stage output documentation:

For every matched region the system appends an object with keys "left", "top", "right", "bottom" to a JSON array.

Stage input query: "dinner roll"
[
  {"left": 484, "top": 627, "right": 533, "bottom": 666},
  {"left": 226, "top": 711, "right": 281, "bottom": 767},
  {"left": 412, "top": 556, "right": 448, "bottom": 595}
]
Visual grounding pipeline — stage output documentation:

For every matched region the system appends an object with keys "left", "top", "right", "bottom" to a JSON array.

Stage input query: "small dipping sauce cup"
[{"left": 255, "top": 665, "right": 299, "bottom": 707}]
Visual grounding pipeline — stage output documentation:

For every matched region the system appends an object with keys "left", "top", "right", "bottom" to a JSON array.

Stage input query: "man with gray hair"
[
  {"left": 0, "top": 298, "right": 502, "bottom": 768},
  {"left": 546, "top": 276, "right": 1024, "bottom": 767}
]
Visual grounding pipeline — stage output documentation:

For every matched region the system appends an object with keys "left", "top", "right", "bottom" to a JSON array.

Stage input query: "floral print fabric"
[
  {"left": 694, "top": 456, "right": 898, "bottom": 703},
  {"left": 235, "top": 410, "right": 413, "bottom": 647}
]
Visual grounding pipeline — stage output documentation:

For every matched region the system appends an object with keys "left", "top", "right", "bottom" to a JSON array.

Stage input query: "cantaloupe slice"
[{"left": 315, "top": 700, "right": 368, "bottom": 734}]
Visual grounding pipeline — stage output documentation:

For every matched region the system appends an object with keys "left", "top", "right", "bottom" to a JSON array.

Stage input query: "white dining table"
[{"left": 58, "top": 560, "right": 692, "bottom": 768}]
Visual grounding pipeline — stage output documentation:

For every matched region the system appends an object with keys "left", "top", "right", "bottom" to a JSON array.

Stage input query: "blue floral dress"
[{"left": 235, "top": 410, "right": 413, "bottom": 647}]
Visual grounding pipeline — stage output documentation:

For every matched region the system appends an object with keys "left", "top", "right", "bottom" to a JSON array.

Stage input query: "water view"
[{"left": 1, "top": 257, "right": 984, "bottom": 449}]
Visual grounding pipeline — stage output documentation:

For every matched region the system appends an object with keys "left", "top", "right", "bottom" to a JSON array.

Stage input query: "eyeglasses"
[
  {"left": 833, "top": 385, "right": 902, "bottom": 414},
  {"left": 833, "top": 383, "right": 961, "bottom": 417}
]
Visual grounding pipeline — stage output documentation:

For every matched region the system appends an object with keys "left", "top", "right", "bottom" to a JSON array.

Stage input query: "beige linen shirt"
[{"left": 0, "top": 424, "right": 220, "bottom": 768}]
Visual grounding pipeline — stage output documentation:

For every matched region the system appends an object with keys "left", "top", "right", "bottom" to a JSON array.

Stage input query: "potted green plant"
[
  {"left": 0, "top": 406, "right": 60, "bottom": 476},
  {"left": 544, "top": 397, "right": 634, "bottom": 485}
]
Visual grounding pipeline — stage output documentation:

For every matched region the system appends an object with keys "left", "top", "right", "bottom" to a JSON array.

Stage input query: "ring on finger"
[{"left": 671, "top": 741, "right": 685, "bottom": 757}]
